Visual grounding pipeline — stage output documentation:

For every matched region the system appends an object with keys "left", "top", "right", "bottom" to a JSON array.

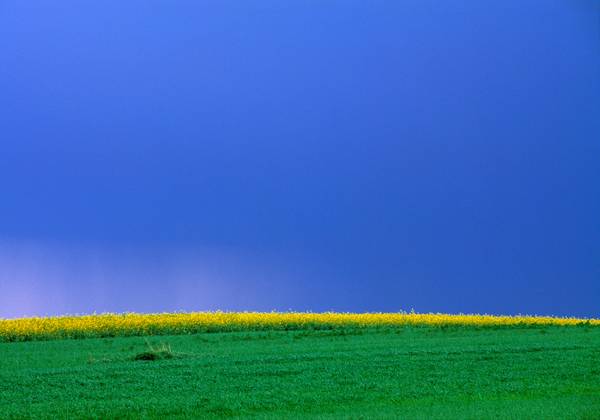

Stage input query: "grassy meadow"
[{"left": 1, "top": 314, "right": 600, "bottom": 419}]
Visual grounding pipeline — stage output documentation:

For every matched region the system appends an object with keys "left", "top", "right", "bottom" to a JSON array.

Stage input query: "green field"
[{"left": 2, "top": 326, "right": 600, "bottom": 419}]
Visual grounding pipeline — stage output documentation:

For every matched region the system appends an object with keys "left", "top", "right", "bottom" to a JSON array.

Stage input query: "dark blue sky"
[{"left": 1, "top": 1, "right": 599, "bottom": 318}]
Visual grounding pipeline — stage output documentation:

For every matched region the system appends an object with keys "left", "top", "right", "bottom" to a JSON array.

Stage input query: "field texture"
[{"left": 1, "top": 321, "right": 600, "bottom": 419}]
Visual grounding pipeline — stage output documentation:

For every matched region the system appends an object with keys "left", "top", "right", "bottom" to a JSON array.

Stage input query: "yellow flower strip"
[{"left": 0, "top": 312, "right": 598, "bottom": 342}]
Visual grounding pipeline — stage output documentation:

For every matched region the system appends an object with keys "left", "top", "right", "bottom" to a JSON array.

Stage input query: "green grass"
[{"left": 1, "top": 326, "right": 599, "bottom": 419}]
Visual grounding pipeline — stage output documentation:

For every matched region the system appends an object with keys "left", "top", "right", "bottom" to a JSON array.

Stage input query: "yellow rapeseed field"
[{"left": 1, "top": 312, "right": 598, "bottom": 342}]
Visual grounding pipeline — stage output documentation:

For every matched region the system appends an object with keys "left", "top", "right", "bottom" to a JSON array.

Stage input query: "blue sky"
[{"left": 1, "top": 1, "right": 599, "bottom": 318}]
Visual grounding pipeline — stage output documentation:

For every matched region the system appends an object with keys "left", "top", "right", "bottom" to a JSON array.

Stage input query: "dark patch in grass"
[
  {"left": 134, "top": 350, "right": 174, "bottom": 361},
  {"left": 132, "top": 340, "right": 186, "bottom": 361}
]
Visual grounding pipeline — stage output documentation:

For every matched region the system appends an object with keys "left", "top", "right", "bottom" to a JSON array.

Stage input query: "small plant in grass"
[{"left": 133, "top": 339, "right": 176, "bottom": 361}]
